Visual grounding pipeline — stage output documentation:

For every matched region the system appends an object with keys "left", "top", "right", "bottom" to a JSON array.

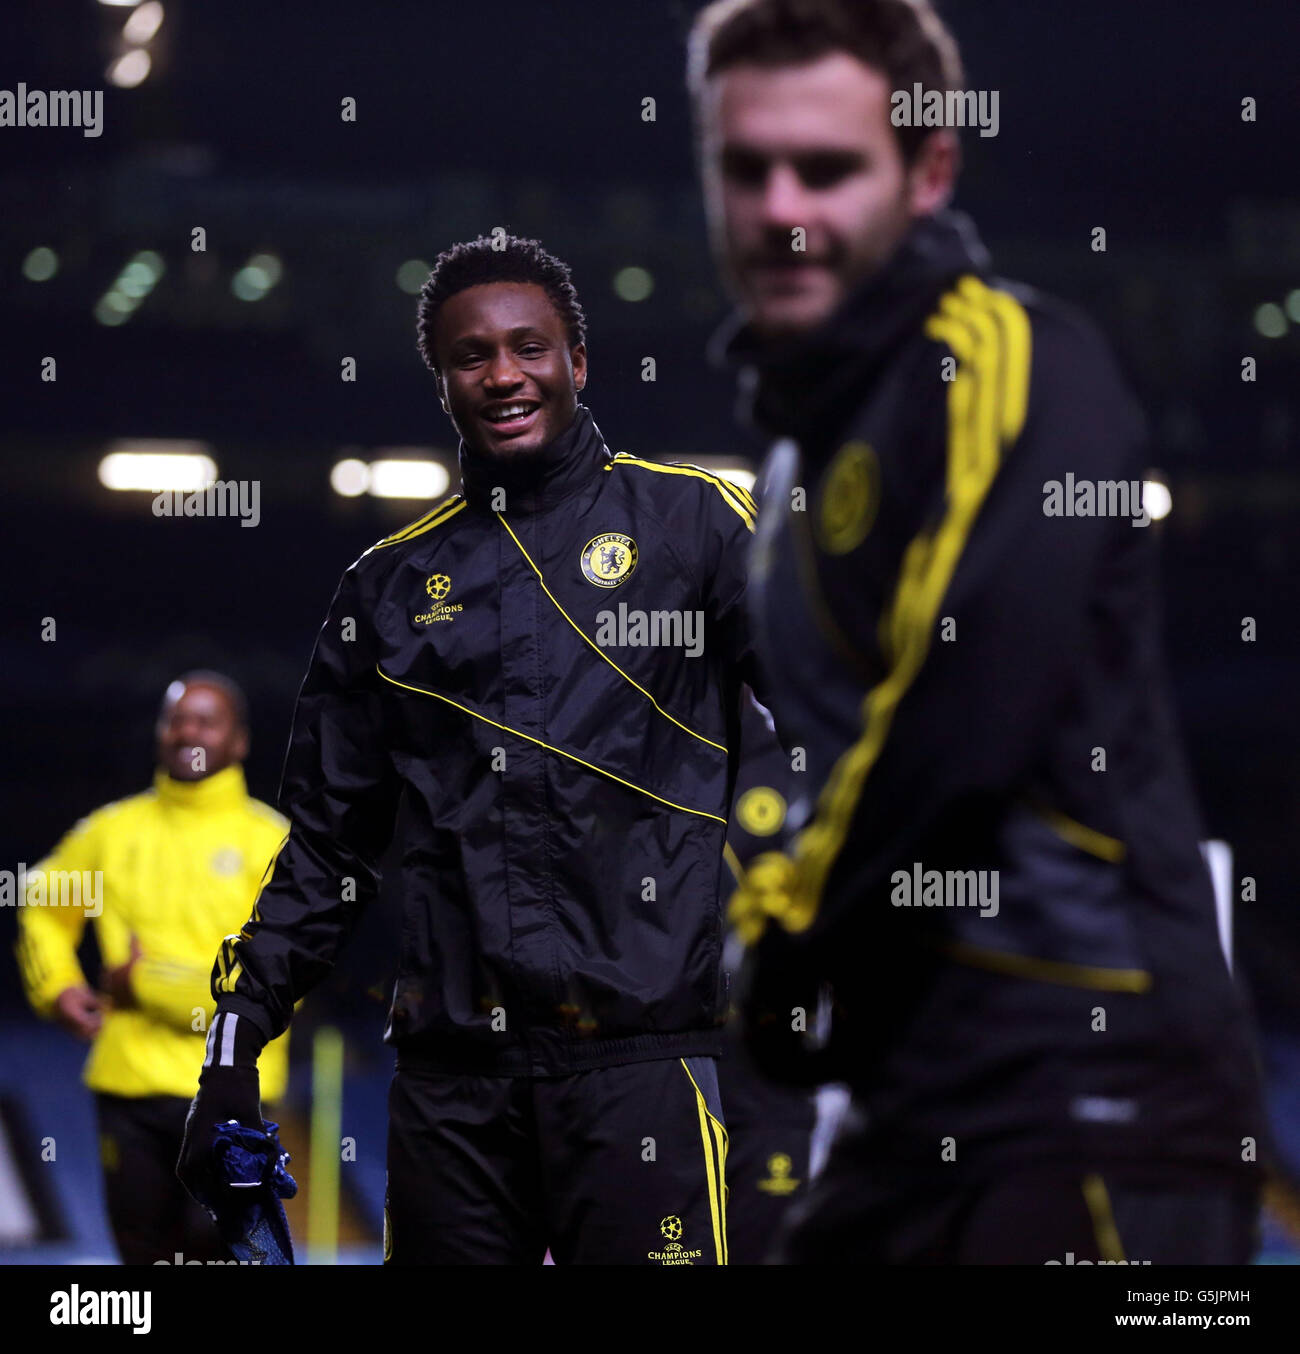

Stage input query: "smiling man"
[
  {"left": 17, "top": 672, "right": 290, "bottom": 1264},
  {"left": 180, "top": 237, "right": 760, "bottom": 1264}
]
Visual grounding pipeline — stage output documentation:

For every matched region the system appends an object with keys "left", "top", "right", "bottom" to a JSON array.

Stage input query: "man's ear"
[
  {"left": 434, "top": 369, "right": 450, "bottom": 414},
  {"left": 233, "top": 727, "right": 250, "bottom": 765},
  {"left": 907, "top": 128, "right": 959, "bottom": 217},
  {"left": 571, "top": 342, "right": 588, "bottom": 393}
]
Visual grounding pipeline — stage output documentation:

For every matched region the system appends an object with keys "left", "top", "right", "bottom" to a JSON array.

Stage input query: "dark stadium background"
[{"left": 1, "top": 0, "right": 1296, "bottom": 1261}]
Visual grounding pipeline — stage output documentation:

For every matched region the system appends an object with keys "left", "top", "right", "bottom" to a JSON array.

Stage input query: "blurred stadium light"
[{"left": 98, "top": 441, "right": 217, "bottom": 491}]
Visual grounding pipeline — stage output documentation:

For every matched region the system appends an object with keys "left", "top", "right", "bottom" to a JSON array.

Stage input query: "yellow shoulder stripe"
[
  {"left": 774, "top": 275, "right": 1031, "bottom": 935},
  {"left": 371, "top": 495, "right": 466, "bottom": 550},
  {"left": 607, "top": 454, "right": 756, "bottom": 532}
]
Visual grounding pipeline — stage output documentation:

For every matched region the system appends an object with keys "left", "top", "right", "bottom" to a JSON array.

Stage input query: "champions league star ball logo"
[
  {"left": 758, "top": 1152, "right": 801, "bottom": 1196},
  {"left": 648, "top": 1215, "right": 702, "bottom": 1265},
  {"left": 413, "top": 573, "right": 463, "bottom": 626}
]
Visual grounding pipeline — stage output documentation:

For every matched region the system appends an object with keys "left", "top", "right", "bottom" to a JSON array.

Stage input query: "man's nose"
[
  {"left": 759, "top": 163, "right": 810, "bottom": 229},
  {"left": 484, "top": 352, "right": 524, "bottom": 387}
]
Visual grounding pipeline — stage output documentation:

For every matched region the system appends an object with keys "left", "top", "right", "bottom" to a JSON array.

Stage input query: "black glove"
[
  {"left": 726, "top": 850, "right": 832, "bottom": 1085},
  {"left": 736, "top": 924, "right": 834, "bottom": 1087},
  {"left": 177, "top": 1010, "right": 266, "bottom": 1213}
]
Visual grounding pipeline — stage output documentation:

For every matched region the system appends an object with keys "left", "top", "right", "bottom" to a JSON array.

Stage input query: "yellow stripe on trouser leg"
[
  {"left": 708, "top": 1112, "right": 729, "bottom": 1264},
  {"left": 681, "top": 1059, "right": 726, "bottom": 1265}
]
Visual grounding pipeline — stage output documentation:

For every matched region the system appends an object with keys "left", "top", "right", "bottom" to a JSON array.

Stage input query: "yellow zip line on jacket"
[
  {"left": 376, "top": 665, "right": 727, "bottom": 825},
  {"left": 497, "top": 512, "right": 728, "bottom": 755}
]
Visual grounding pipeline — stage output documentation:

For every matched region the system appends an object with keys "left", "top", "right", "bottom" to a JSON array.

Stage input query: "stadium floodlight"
[
  {"left": 1143, "top": 478, "right": 1172, "bottom": 522},
  {"left": 21, "top": 247, "right": 58, "bottom": 282},
  {"left": 233, "top": 253, "right": 283, "bottom": 302},
  {"left": 107, "top": 49, "right": 151, "bottom": 88},
  {"left": 612, "top": 266, "right": 654, "bottom": 302},
  {"left": 1254, "top": 302, "right": 1287, "bottom": 339},
  {"left": 330, "top": 458, "right": 371, "bottom": 498},
  {"left": 232, "top": 267, "right": 270, "bottom": 302},
  {"left": 367, "top": 457, "right": 451, "bottom": 500},
  {"left": 123, "top": 1, "right": 164, "bottom": 43},
  {"left": 94, "top": 251, "right": 164, "bottom": 326},
  {"left": 396, "top": 260, "right": 431, "bottom": 295},
  {"left": 98, "top": 441, "right": 217, "bottom": 492}
]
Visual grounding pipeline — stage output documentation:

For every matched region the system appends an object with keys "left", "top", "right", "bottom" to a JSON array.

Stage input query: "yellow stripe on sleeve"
[{"left": 766, "top": 277, "right": 1031, "bottom": 935}]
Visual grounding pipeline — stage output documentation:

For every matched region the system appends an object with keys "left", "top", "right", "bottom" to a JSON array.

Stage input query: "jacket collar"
[
  {"left": 457, "top": 404, "right": 612, "bottom": 514},
  {"left": 713, "top": 209, "right": 990, "bottom": 447},
  {"left": 153, "top": 762, "right": 248, "bottom": 809}
]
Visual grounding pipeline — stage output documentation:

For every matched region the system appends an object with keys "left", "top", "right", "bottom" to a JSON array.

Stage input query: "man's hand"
[
  {"left": 736, "top": 926, "right": 831, "bottom": 1087},
  {"left": 177, "top": 1011, "right": 266, "bottom": 1216},
  {"left": 99, "top": 937, "right": 142, "bottom": 1010},
  {"left": 52, "top": 985, "right": 104, "bottom": 1040}
]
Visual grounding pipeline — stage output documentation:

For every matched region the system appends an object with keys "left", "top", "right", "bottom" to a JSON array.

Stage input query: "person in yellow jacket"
[{"left": 15, "top": 670, "right": 290, "bottom": 1264}]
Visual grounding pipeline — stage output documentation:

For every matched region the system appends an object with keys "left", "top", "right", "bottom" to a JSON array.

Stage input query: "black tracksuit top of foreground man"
[
  {"left": 719, "top": 209, "right": 1266, "bottom": 1179},
  {"left": 211, "top": 406, "right": 761, "bottom": 1074}
]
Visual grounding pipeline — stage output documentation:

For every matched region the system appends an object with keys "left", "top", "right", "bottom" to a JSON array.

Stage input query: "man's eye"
[
  {"left": 518, "top": 345, "right": 545, "bottom": 357},
  {"left": 797, "top": 156, "right": 858, "bottom": 189},
  {"left": 721, "top": 150, "right": 768, "bottom": 187}
]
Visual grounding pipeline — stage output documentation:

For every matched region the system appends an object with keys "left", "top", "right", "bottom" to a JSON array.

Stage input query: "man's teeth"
[{"left": 488, "top": 404, "right": 534, "bottom": 421}]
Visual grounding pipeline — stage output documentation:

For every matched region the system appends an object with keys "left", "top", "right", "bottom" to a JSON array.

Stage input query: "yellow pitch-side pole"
[{"left": 307, "top": 1025, "right": 343, "bottom": 1264}]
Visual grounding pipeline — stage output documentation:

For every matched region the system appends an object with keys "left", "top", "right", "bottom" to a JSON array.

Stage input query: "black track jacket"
[
  {"left": 721, "top": 211, "right": 1265, "bottom": 1178},
  {"left": 213, "top": 406, "right": 759, "bottom": 1074}
]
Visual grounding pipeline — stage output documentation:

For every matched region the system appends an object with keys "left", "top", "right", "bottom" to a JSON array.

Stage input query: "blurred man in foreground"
[
  {"left": 690, "top": 0, "right": 1266, "bottom": 1263},
  {"left": 17, "top": 672, "right": 289, "bottom": 1264}
]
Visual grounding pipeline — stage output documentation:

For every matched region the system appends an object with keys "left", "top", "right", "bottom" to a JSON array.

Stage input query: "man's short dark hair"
[
  {"left": 161, "top": 670, "right": 249, "bottom": 729},
  {"left": 416, "top": 235, "right": 587, "bottom": 374},
  {"left": 687, "top": 0, "right": 965, "bottom": 164}
]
